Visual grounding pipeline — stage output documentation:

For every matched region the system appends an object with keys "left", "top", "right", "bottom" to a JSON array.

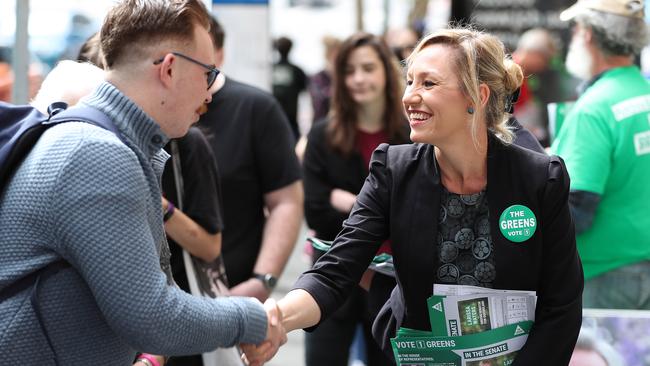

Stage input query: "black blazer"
[{"left": 294, "top": 134, "right": 583, "bottom": 365}]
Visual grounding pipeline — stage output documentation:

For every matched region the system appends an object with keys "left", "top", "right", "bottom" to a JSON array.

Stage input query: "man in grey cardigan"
[{"left": 0, "top": 1, "right": 285, "bottom": 365}]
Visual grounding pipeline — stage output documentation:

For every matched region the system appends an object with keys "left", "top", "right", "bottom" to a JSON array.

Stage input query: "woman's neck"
[
  {"left": 356, "top": 98, "right": 385, "bottom": 133},
  {"left": 435, "top": 133, "right": 488, "bottom": 194}
]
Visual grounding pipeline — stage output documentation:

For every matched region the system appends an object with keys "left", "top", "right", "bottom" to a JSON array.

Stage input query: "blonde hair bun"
[{"left": 503, "top": 58, "right": 524, "bottom": 95}]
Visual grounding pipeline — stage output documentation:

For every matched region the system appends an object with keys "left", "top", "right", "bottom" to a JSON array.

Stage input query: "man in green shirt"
[{"left": 552, "top": 0, "right": 650, "bottom": 309}]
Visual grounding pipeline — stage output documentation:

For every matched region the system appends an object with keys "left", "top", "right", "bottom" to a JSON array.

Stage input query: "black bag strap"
[{"left": 47, "top": 104, "right": 124, "bottom": 143}]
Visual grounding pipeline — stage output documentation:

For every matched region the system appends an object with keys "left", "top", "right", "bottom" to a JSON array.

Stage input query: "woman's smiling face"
[{"left": 403, "top": 43, "right": 471, "bottom": 145}]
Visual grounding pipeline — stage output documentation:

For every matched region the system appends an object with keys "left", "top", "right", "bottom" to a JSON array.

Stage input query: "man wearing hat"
[{"left": 552, "top": 0, "right": 650, "bottom": 309}]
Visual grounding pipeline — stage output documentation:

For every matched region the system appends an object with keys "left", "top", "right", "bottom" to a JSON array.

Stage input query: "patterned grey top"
[{"left": 436, "top": 186, "right": 495, "bottom": 287}]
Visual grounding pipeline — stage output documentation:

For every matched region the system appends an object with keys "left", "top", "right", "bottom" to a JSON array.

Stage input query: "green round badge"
[{"left": 499, "top": 205, "right": 537, "bottom": 242}]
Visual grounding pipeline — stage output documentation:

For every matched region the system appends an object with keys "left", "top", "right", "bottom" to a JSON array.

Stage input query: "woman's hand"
[{"left": 240, "top": 299, "right": 287, "bottom": 366}]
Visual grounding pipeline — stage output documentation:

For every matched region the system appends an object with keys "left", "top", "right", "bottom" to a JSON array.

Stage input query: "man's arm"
[
  {"left": 161, "top": 129, "right": 224, "bottom": 263},
  {"left": 162, "top": 196, "right": 222, "bottom": 262},
  {"left": 568, "top": 190, "right": 601, "bottom": 235},
  {"left": 229, "top": 181, "right": 304, "bottom": 301}
]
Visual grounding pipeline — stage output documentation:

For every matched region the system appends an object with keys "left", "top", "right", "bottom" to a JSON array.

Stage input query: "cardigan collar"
[{"left": 81, "top": 82, "right": 169, "bottom": 160}]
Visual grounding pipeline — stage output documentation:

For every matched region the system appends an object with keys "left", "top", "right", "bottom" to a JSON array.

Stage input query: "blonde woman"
[{"left": 245, "top": 27, "right": 583, "bottom": 366}]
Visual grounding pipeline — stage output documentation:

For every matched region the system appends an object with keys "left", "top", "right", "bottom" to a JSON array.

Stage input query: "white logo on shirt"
[
  {"left": 634, "top": 130, "right": 650, "bottom": 156},
  {"left": 611, "top": 95, "right": 650, "bottom": 121}
]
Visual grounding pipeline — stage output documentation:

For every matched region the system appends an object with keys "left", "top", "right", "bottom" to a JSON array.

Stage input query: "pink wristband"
[{"left": 137, "top": 354, "right": 161, "bottom": 366}]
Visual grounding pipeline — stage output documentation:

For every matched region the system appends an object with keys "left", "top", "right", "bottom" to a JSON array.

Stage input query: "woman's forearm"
[{"left": 277, "top": 289, "right": 322, "bottom": 332}]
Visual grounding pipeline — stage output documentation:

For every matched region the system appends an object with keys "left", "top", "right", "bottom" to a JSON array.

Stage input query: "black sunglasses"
[{"left": 153, "top": 52, "right": 220, "bottom": 90}]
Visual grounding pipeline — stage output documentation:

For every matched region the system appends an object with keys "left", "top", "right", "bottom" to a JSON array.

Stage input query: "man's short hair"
[
  {"left": 100, "top": 0, "right": 211, "bottom": 68},
  {"left": 209, "top": 16, "right": 225, "bottom": 50},
  {"left": 516, "top": 28, "right": 557, "bottom": 57},
  {"left": 77, "top": 32, "right": 105, "bottom": 69},
  {"left": 274, "top": 37, "right": 293, "bottom": 58},
  {"left": 576, "top": 9, "right": 648, "bottom": 56}
]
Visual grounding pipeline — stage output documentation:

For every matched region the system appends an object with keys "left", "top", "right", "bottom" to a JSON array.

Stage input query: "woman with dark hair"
[{"left": 302, "top": 32, "right": 409, "bottom": 366}]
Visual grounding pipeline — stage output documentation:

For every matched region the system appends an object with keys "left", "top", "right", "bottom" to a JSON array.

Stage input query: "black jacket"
[
  {"left": 294, "top": 135, "right": 583, "bottom": 365},
  {"left": 303, "top": 119, "right": 410, "bottom": 240}
]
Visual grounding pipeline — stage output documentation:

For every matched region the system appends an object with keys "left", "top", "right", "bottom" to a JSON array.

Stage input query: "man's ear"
[{"left": 157, "top": 53, "right": 175, "bottom": 89}]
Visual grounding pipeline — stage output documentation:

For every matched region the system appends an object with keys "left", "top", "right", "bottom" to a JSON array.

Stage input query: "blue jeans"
[{"left": 583, "top": 261, "right": 650, "bottom": 309}]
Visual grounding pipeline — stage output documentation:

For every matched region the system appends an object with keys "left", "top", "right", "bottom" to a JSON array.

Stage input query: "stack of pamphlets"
[{"left": 390, "top": 284, "right": 537, "bottom": 366}]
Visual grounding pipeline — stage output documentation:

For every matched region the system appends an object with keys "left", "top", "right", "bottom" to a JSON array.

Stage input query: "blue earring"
[{"left": 467, "top": 107, "right": 474, "bottom": 114}]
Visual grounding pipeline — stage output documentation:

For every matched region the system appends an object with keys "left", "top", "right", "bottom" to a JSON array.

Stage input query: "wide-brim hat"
[{"left": 560, "top": 0, "right": 645, "bottom": 21}]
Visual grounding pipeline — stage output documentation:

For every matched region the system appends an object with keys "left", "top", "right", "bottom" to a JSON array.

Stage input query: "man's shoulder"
[
  {"left": 41, "top": 121, "right": 124, "bottom": 150},
  {"left": 175, "top": 127, "right": 216, "bottom": 164},
  {"left": 11, "top": 122, "right": 142, "bottom": 200},
  {"left": 223, "top": 78, "right": 277, "bottom": 103},
  {"left": 179, "top": 126, "right": 209, "bottom": 145},
  {"left": 585, "top": 67, "right": 650, "bottom": 102},
  {"left": 572, "top": 73, "right": 650, "bottom": 127},
  {"left": 38, "top": 122, "right": 139, "bottom": 171}
]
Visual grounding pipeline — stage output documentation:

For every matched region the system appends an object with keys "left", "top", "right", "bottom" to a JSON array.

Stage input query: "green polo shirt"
[{"left": 552, "top": 66, "right": 650, "bottom": 279}]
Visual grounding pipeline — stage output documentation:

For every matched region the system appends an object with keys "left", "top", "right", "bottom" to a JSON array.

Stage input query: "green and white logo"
[
  {"left": 498, "top": 205, "right": 537, "bottom": 242},
  {"left": 432, "top": 302, "right": 443, "bottom": 312},
  {"left": 514, "top": 325, "right": 525, "bottom": 336}
]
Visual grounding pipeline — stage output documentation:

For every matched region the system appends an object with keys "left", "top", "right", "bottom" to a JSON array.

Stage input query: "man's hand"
[
  {"left": 241, "top": 298, "right": 287, "bottom": 366},
  {"left": 229, "top": 278, "right": 270, "bottom": 302}
]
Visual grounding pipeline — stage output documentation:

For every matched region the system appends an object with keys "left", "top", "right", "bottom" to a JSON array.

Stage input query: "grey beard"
[{"left": 566, "top": 37, "right": 594, "bottom": 81}]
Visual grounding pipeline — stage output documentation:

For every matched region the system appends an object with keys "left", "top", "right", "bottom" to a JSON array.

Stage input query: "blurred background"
[
  {"left": 0, "top": 0, "right": 592, "bottom": 99},
  {"left": 2, "top": 1, "right": 650, "bottom": 365},
  {"left": 4, "top": 0, "right": 626, "bottom": 141}
]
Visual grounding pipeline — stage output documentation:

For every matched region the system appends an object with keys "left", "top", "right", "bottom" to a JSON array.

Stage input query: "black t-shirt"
[
  {"left": 272, "top": 60, "right": 307, "bottom": 139},
  {"left": 161, "top": 127, "right": 223, "bottom": 293},
  {"left": 197, "top": 78, "right": 301, "bottom": 287}
]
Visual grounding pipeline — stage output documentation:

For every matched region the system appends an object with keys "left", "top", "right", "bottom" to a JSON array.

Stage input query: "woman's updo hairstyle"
[{"left": 407, "top": 27, "right": 523, "bottom": 144}]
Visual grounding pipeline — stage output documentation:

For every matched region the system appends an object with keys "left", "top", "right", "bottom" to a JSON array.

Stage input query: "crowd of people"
[{"left": 1, "top": 0, "right": 648, "bottom": 365}]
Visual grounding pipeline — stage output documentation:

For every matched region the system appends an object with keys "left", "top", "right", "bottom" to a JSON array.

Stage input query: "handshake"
[{"left": 240, "top": 298, "right": 288, "bottom": 366}]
